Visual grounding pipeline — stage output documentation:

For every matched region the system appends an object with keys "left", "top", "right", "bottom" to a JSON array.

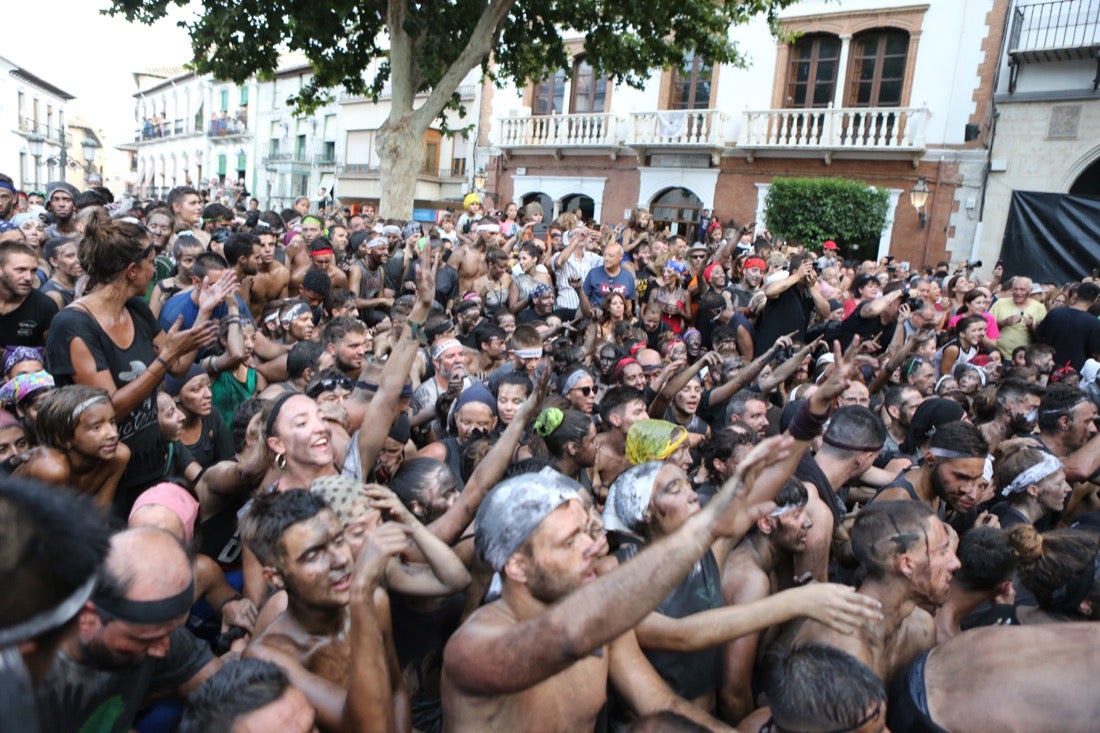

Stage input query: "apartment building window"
[
  {"left": 571, "top": 57, "right": 608, "bottom": 113},
  {"left": 667, "top": 51, "right": 713, "bottom": 110},
  {"left": 787, "top": 34, "right": 840, "bottom": 108},
  {"left": 296, "top": 134, "right": 307, "bottom": 161},
  {"left": 423, "top": 130, "right": 441, "bottom": 175},
  {"left": 847, "top": 30, "right": 909, "bottom": 107},
  {"left": 533, "top": 70, "right": 566, "bottom": 115}
]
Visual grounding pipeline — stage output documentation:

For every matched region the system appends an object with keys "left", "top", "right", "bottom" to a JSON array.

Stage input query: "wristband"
[
  {"left": 154, "top": 355, "right": 172, "bottom": 372},
  {"left": 788, "top": 399, "right": 830, "bottom": 441},
  {"left": 407, "top": 320, "right": 427, "bottom": 344}
]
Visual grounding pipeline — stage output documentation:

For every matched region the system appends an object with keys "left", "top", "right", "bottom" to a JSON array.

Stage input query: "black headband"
[
  {"left": 821, "top": 435, "right": 884, "bottom": 453},
  {"left": 265, "top": 392, "right": 297, "bottom": 438},
  {"left": 93, "top": 577, "right": 195, "bottom": 625}
]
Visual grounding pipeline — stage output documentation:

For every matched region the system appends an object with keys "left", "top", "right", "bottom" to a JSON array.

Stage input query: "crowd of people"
[{"left": 2, "top": 172, "right": 1100, "bottom": 733}]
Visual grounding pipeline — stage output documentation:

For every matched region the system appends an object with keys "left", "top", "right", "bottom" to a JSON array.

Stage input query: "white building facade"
[{"left": 1, "top": 55, "right": 75, "bottom": 193}]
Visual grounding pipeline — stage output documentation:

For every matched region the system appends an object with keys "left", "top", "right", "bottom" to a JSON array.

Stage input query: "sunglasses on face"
[{"left": 572, "top": 385, "right": 595, "bottom": 396}]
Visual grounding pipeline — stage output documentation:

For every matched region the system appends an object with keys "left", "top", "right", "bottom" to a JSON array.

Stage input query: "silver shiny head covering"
[
  {"left": 603, "top": 461, "right": 663, "bottom": 535},
  {"left": 475, "top": 468, "right": 581, "bottom": 571}
]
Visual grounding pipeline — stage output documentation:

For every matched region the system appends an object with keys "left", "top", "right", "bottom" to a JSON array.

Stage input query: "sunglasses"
[{"left": 571, "top": 385, "right": 595, "bottom": 396}]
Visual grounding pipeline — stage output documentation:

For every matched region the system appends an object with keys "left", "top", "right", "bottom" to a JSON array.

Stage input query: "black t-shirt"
[
  {"left": 1036, "top": 306, "right": 1100, "bottom": 372},
  {"left": 836, "top": 299, "right": 896, "bottom": 351},
  {"left": 35, "top": 627, "right": 213, "bottom": 733},
  {"left": 45, "top": 297, "right": 166, "bottom": 515},
  {"left": 182, "top": 412, "right": 235, "bottom": 471},
  {"left": 0, "top": 288, "right": 58, "bottom": 350},
  {"left": 754, "top": 286, "right": 816, "bottom": 350}
]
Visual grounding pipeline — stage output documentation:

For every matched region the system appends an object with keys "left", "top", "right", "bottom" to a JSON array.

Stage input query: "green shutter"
[
  {"left": 237, "top": 153, "right": 247, "bottom": 170},
  {"left": 240, "top": 87, "right": 249, "bottom": 106},
  {"left": 220, "top": 90, "right": 229, "bottom": 111},
  {"left": 217, "top": 154, "right": 227, "bottom": 176}
]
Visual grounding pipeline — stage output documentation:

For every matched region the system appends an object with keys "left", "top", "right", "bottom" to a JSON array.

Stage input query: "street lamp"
[
  {"left": 909, "top": 176, "right": 929, "bottom": 228},
  {"left": 473, "top": 168, "right": 486, "bottom": 192},
  {"left": 27, "top": 133, "right": 45, "bottom": 191}
]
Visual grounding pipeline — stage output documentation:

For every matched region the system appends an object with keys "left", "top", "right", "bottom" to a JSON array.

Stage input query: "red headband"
[
  {"left": 311, "top": 248, "right": 334, "bottom": 258},
  {"left": 743, "top": 257, "right": 766, "bottom": 271}
]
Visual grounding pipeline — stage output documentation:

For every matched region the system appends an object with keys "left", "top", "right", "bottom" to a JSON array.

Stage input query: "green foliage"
[
  {"left": 763, "top": 177, "right": 889, "bottom": 253},
  {"left": 105, "top": 0, "right": 797, "bottom": 116}
]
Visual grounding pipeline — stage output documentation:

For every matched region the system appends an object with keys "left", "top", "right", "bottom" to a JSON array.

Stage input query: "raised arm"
[
  {"left": 444, "top": 436, "right": 795, "bottom": 695},
  {"left": 356, "top": 256, "right": 437, "bottom": 479}
]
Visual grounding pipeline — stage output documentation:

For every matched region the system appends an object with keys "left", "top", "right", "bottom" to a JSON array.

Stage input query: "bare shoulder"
[
  {"left": 13, "top": 447, "right": 71, "bottom": 486},
  {"left": 722, "top": 550, "right": 771, "bottom": 603}
]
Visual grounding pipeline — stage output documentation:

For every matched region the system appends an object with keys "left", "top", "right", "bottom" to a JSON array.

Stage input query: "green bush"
[{"left": 764, "top": 177, "right": 889, "bottom": 255}]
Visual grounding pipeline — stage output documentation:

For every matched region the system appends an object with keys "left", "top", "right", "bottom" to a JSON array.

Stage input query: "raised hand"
[
  {"left": 198, "top": 272, "right": 240, "bottom": 313},
  {"left": 708, "top": 434, "right": 795, "bottom": 540},
  {"left": 162, "top": 316, "right": 218, "bottom": 361},
  {"left": 363, "top": 484, "right": 417, "bottom": 528},
  {"left": 351, "top": 523, "right": 413, "bottom": 598}
]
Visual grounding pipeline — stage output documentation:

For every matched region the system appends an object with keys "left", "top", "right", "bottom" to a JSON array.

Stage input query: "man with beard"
[
  {"left": 0, "top": 174, "right": 16, "bottom": 221},
  {"left": 322, "top": 316, "right": 370, "bottom": 381},
  {"left": 0, "top": 241, "right": 58, "bottom": 350},
  {"left": 34, "top": 527, "right": 221, "bottom": 732},
  {"left": 294, "top": 238, "right": 349, "bottom": 294},
  {"left": 1031, "top": 383, "right": 1100, "bottom": 496},
  {"left": 877, "top": 385, "right": 924, "bottom": 465},
  {"left": 348, "top": 234, "right": 395, "bottom": 314},
  {"left": 410, "top": 338, "right": 474, "bottom": 425},
  {"left": 793, "top": 500, "right": 959, "bottom": 685},
  {"left": 874, "top": 421, "right": 989, "bottom": 520},
  {"left": 720, "top": 479, "right": 816, "bottom": 723},
  {"left": 250, "top": 224, "right": 290, "bottom": 320},
  {"left": 990, "top": 276, "right": 1046, "bottom": 360},
  {"left": 729, "top": 256, "right": 765, "bottom": 310},
  {"left": 242, "top": 489, "right": 407, "bottom": 733},
  {"left": 224, "top": 233, "right": 263, "bottom": 311},
  {"left": 42, "top": 182, "right": 79, "bottom": 239},
  {"left": 515, "top": 282, "right": 556, "bottom": 325},
  {"left": 441, "top": 447, "right": 787, "bottom": 732},
  {"left": 979, "top": 379, "right": 1043, "bottom": 452}
]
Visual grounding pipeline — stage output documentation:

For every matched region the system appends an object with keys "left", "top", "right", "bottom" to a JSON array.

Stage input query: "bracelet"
[
  {"left": 407, "top": 320, "right": 427, "bottom": 344},
  {"left": 788, "top": 399, "right": 830, "bottom": 441},
  {"left": 154, "top": 355, "right": 172, "bottom": 374}
]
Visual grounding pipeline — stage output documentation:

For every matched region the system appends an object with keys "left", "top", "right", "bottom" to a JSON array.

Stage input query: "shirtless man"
[
  {"left": 293, "top": 238, "right": 349, "bottom": 294},
  {"left": 594, "top": 386, "right": 650, "bottom": 489},
  {"left": 251, "top": 225, "right": 290, "bottom": 321},
  {"left": 888, "top": 624, "right": 1100, "bottom": 733},
  {"left": 224, "top": 232, "right": 263, "bottom": 311},
  {"left": 874, "top": 420, "right": 989, "bottom": 518},
  {"left": 449, "top": 224, "right": 496, "bottom": 295},
  {"left": 286, "top": 215, "right": 325, "bottom": 293},
  {"left": 441, "top": 444, "right": 792, "bottom": 732},
  {"left": 242, "top": 489, "right": 409, "bottom": 733},
  {"left": 793, "top": 500, "right": 959, "bottom": 684},
  {"left": 720, "top": 479, "right": 815, "bottom": 723}
]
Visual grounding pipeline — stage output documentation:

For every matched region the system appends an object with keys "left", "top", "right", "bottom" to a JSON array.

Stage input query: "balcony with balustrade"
[
  {"left": 735, "top": 106, "right": 931, "bottom": 166},
  {"left": 627, "top": 109, "right": 729, "bottom": 164},
  {"left": 497, "top": 113, "right": 623, "bottom": 159},
  {"left": 1007, "top": 0, "right": 1100, "bottom": 91}
]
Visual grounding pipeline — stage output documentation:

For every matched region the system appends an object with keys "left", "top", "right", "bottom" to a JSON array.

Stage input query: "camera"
[{"left": 966, "top": 260, "right": 983, "bottom": 269}]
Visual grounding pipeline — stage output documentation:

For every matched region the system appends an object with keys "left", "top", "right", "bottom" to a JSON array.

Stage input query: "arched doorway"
[
  {"left": 650, "top": 187, "right": 703, "bottom": 238},
  {"left": 522, "top": 191, "right": 554, "bottom": 218},
  {"left": 560, "top": 193, "right": 595, "bottom": 223},
  {"left": 1070, "top": 157, "right": 1100, "bottom": 197}
]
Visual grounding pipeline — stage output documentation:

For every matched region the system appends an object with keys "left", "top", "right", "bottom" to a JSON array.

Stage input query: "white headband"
[
  {"left": 513, "top": 347, "right": 543, "bottom": 359},
  {"left": 1001, "top": 453, "right": 1063, "bottom": 496},
  {"left": 476, "top": 223, "right": 501, "bottom": 233},
  {"left": 431, "top": 339, "right": 463, "bottom": 360}
]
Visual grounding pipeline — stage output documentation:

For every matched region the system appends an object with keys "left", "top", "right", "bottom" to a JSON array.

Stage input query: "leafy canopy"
[
  {"left": 764, "top": 177, "right": 890, "bottom": 252},
  {"left": 106, "top": 0, "right": 795, "bottom": 115}
]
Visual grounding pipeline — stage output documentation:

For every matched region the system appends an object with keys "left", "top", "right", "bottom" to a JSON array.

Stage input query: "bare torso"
[{"left": 441, "top": 602, "right": 608, "bottom": 732}]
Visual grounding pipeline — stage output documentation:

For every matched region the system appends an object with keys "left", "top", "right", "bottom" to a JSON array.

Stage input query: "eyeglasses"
[
  {"left": 691, "top": 254, "right": 706, "bottom": 259},
  {"left": 571, "top": 385, "right": 595, "bottom": 396}
]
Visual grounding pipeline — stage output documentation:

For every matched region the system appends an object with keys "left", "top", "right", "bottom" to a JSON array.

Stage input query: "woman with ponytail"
[
  {"left": 1006, "top": 524, "right": 1100, "bottom": 623},
  {"left": 45, "top": 207, "right": 230, "bottom": 516}
]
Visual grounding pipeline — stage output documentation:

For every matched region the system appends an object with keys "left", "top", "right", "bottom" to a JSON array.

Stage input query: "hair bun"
[{"left": 1008, "top": 524, "right": 1043, "bottom": 565}]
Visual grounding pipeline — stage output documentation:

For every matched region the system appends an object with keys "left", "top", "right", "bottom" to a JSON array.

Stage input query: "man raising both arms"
[{"left": 442, "top": 438, "right": 795, "bottom": 732}]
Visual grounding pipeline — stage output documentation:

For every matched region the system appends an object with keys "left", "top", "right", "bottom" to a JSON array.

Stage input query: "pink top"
[{"left": 947, "top": 311, "right": 999, "bottom": 339}]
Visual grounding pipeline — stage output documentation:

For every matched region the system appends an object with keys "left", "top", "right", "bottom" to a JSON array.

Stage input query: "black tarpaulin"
[{"left": 1000, "top": 190, "right": 1100, "bottom": 284}]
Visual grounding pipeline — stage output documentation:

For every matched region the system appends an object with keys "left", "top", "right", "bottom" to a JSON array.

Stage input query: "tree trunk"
[{"left": 376, "top": 113, "right": 427, "bottom": 220}]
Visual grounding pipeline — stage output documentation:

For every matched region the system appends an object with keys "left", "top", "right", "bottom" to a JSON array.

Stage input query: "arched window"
[
  {"left": 522, "top": 192, "right": 554, "bottom": 218},
  {"left": 560, "top": 194, "right": 595, "bottom": 222},
  {"left": 570, "top": 57, "right": 608, "bottom": 113},
  {"left": 786, "top": 34, "right": 841, "bottom": 108},
  {"left": 668, "top": 51, "right": 713, "bottom": 110},
  {"left": 846, "top": 29, "right": 909, "bottom": 107},
  {"left": 533, "top": 70, "right": 566, "bottom": 115},
  {"left": 650, "top": 187, "right": 703, "bottom": 237}
]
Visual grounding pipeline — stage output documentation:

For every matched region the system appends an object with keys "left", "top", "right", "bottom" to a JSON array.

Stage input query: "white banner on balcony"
[{"left": 657, "top": 112, "right": 687, "bottom": 139}]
